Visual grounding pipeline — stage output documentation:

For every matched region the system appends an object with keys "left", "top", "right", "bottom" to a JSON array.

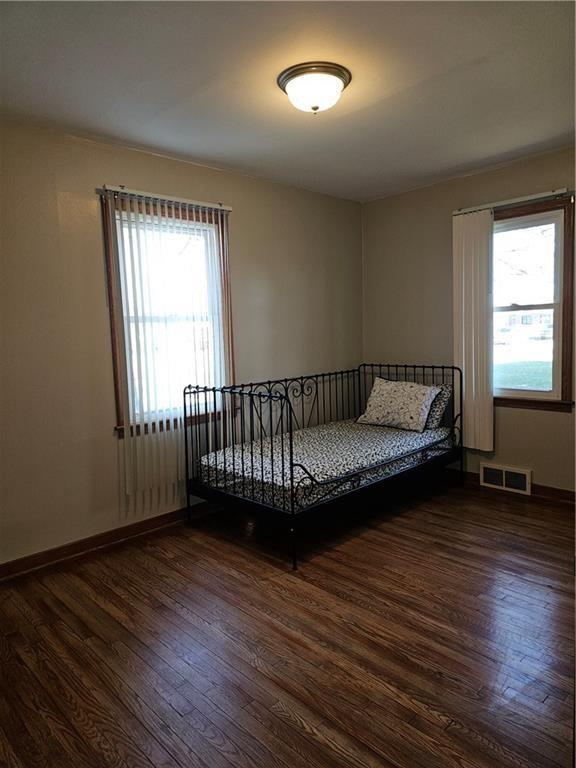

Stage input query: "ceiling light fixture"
[{"left": 277, "top": 61, "right": 352, "bottom": 114}]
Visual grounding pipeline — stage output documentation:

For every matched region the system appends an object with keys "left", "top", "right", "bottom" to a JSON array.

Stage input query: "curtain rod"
[
  {"left": 100, "top": 185, "right": 232, "bottom": 212},
  {"left": 452, "top": 188, "right": 571, "bottom": 217}
]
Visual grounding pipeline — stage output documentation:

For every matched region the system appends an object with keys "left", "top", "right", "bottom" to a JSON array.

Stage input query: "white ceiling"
[{"left": 1, "top": 2, "right": 573, "bottom": 201}]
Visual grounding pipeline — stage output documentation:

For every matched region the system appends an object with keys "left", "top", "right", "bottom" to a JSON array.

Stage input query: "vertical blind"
[
  {"left": 452, "top": 208, "right": 494, "bottom": 452},
  {"left": 101, "top": 188, "right": 234, "bottom": 516}
]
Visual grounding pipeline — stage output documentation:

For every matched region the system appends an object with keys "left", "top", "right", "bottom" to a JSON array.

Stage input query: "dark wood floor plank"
[
  {"left": 78, "top": 555, "right": 365, "bottom": 768},
  {"left": 309, "top": 547, "right": 573, "bottom": 657},
  {"left": 307, "top": 555, "right": 573, "bottom": 695},
  {"left": 75, "top": 631, "right": 244, "bottom": 768},
  {"left": 179, "top": 682, "right": 333, "bottom": 768},
  {"left": 0, "top": 486, "right": 572, "bottom": 768},
  {"left": 13, "top": 632, "right": 157, "bottom": 768},
  {"left": 4, "top": 584, "right": 166, "bottom": 768},
  {"left": 0, "top": 635, "right": 56, "bottom": 768},
  {"left": 0, "top": 723, "right": 28, "bottom": 768},
  {"left": 253, "top": 697, "right": 394, "bottom": 768},
  {"left": 151, "top": 540, "right": 569, "bottom": 764},
  {"left": 1, "top": 637, "right": 99, "bottom": 768},
  {"left": 123, "top": 541, "right": 450, "bottom": 731}
]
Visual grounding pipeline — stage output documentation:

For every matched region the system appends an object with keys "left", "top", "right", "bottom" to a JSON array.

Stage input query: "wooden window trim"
[
  {"left": 100, "top": 194, "right": 228, "bottom": 436},
  {"left": 493, "top": 397, "right": 574, "bottom": 413},
  {"left": 493, "top": 196, "right": 574, "bottom": 413},
  {"left": 114, "top": 412, "right": 220, "bottom": 439},
  {"left": 100, "top": 194, "right": 125, "bottom": 430}
]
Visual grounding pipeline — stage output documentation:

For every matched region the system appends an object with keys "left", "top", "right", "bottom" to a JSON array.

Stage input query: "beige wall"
[
  {"left": 363, "top": 147, "right": 575, "bottom": 491},
  {"left": 1, "top": 118, "right": 573, "bottom": 566},
  {"left": 0, "top": 118, "right": 362, "bottom": 563}
]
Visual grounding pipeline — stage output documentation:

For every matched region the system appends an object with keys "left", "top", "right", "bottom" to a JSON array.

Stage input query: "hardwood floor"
[{"left": 0, "top": 483, "right": 573, "bottom": 768}]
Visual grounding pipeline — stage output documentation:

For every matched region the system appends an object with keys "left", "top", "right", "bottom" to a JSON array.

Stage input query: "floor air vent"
[{"left": 480, "top": 463, "right": 532, "bottom": 495}]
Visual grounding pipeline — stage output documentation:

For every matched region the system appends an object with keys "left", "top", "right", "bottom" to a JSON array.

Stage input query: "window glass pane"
[
  {"left": 120, "top": 219, "right": 220, "bottom": 415},
  {"left": 493, "top": 222, "right": 555, "bottom": 307},
  {"left": 493, "top": 308, "right": 554, "bottom": 392}
]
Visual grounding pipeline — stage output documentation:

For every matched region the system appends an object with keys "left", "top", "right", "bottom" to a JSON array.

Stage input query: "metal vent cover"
[{"left": 480, "top": 463, "right": 532, "bottom": 495}]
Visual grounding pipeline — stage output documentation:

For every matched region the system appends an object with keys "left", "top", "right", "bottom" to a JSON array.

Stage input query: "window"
[
  {"left": 118, "top": 216, "right": 220, "bottom": 417},
  {"left": 492, "top": 197, "right": 574, "bottom": 411},
  {"left": 101, "top": 189, "right": 234, "bottom": 434}
]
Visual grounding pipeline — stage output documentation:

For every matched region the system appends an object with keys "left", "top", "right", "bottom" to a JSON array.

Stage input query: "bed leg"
[
  {"left": 185, "top": 482, "right": 192, "bottom": 524},
  {"left": 290, "top": 525, "right": 298, "bottom": 571}
]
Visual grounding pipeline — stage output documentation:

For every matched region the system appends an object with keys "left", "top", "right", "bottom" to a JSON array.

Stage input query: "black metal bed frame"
[{"left": 184, "top": 363, "right": 463, "bottom": 569}]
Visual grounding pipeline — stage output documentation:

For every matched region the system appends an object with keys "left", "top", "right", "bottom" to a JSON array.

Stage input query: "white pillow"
[{"left": 358, "top": 378, "right": 441, "bottom": 433}]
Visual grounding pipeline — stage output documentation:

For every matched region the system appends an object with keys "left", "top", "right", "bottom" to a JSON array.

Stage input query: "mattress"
[{"left": 199, "top": 419, "right": 453, "bottom": 512}]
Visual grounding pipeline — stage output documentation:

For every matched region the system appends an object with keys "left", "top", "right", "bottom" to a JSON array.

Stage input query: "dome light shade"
[{"left": 277, "top": 62, "right": 352, "bottom": 114}]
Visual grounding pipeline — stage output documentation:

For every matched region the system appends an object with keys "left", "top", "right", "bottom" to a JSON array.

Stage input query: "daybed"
[{"left": 184, "top": 363, "right": 463, "bottom": 568}]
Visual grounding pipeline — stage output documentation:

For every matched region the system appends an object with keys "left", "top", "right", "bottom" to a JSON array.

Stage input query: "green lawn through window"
[{"left": 493, "top": 360, "right": 552, "bottom": 391}]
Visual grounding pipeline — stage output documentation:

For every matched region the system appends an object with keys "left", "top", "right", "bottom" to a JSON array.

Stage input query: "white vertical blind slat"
[{"left": 453, "top": 209, "right": 494, "bottom": 452}]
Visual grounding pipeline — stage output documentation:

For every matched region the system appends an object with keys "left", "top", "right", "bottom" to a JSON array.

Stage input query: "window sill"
[
  {"left": 494, "top": 396, "right": 574, "bottom": 413},
  {"left": 115, "top": 411, "right": 221, "bottom": 438}
]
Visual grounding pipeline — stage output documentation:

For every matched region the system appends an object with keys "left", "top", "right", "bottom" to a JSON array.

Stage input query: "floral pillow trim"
[
  {"left": 358, "top": 378, "right": 441, "bottom": 433},
  {"left": 425, "top": 384, "right": 453, "bottom": 429}
]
